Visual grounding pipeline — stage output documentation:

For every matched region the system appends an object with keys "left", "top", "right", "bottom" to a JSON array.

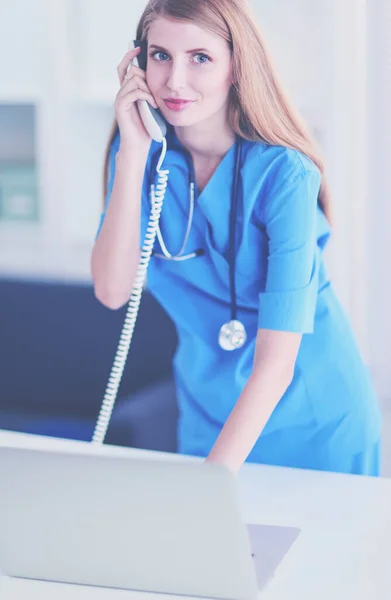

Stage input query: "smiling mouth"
[{"left": 163, "top": 99, "right": 195, "bottom": 111}]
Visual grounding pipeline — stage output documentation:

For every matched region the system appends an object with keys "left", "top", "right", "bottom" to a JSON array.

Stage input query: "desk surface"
[{"left": 1, "top": 429, "right": 390, "bottom": 600}]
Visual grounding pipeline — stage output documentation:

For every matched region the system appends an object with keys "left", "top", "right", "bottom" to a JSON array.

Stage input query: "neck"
[{"left": 174, "top": 114, "right": 236, "bottom": 163}]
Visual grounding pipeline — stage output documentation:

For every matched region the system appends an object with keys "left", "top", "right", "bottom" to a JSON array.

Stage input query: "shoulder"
[
  {"left": 242, "top": 140, "right": 322, "bottom": 223},
  {"left": 243, "top": 139, "right": 321, "bottom": 188}
]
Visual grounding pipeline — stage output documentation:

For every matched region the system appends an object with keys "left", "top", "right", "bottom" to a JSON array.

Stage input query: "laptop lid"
[{"left": 0, "top": 446, "right": 258, "bottom": 600}]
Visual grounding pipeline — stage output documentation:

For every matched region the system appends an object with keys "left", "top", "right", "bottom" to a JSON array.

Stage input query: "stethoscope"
[{"left": 150, "top": 136, "right": 247, "bottom": 352}]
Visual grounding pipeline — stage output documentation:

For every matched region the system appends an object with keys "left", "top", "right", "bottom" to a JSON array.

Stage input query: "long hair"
[{"left": 102, "top": 0, "right": 333, "bottom": 224}]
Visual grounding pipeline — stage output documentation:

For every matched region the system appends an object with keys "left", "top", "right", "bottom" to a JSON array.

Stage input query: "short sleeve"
[
  {"left": 95, "top": 131, "right": 152, "bottom": 243},
  {"left": 257, "top": 163, "right": 322, "bottom": 334}
]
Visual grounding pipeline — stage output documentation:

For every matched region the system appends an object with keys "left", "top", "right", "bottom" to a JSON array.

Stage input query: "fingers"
[
  {"left": 121, "top": 65, "right": 147, "bottom": 85},
  {"left": 117, "top": 74, "right": 156, "bottom": 104},
  {"left": 117, "top": 46, "right": 142, "bottom": 84},
  {"left": 115, "top": 45, "right": 158, "bottom": 109},
  {"left": 116, "top": 76, "right": 158, "bottom": 108},
  {"left": 115, "top": 88, "right": 158, "bottom": 111}
]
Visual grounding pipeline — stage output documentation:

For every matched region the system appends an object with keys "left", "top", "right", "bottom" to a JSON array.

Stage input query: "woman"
[{"left": 91, "top": 0, "right": 382, "bottom": 475}]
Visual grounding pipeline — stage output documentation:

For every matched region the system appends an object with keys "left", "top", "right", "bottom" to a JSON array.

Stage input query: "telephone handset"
[
  {"left": 92, "top": 43, "right": 170, "bottom": 446},
  {"left": 127, "top": 40, "right": 167, "bottom": 143}
]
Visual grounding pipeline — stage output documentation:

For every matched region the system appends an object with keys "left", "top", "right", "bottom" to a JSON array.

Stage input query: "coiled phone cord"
[{"left": 92, "top": 138, "right": 168, "bottom": 445}]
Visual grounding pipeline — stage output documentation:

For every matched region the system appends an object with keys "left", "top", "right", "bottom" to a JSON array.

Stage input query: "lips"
[{"left": 164, "top": 99, "right": 194, "bottom": 112}]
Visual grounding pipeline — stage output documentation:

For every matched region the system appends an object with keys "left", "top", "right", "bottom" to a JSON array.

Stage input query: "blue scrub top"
[{"left": 100, "top": 125, "right": 382, "bottom": 475}]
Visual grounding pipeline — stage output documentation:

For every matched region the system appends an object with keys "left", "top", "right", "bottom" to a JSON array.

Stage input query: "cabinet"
[{"left": 0, "top": 0, "right": 148, "bottom": 280}]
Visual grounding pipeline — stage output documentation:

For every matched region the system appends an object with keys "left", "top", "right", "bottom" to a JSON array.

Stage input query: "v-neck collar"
[{"left": 166, "top": 124, "right": 238, "bottom": 210}]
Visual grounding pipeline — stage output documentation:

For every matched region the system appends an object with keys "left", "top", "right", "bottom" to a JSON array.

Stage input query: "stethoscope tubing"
[{"left": 150, "top": 136, "right": 243, "bottom": 324}]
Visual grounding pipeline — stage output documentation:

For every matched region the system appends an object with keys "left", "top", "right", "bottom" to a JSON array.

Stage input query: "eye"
[
  {"left": 193, "top": 53, "right": 211, "bottom": 65},
  {"left": 149, "top": 51, "right": 211, "bottom": 65},
  {"left": 150, "top": 51, "right": 170, "bottom": 61}
]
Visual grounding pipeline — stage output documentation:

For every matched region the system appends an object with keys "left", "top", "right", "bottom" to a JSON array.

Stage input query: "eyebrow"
[{"left": 149, "top": 44, "right": 212, "bottom": 54}]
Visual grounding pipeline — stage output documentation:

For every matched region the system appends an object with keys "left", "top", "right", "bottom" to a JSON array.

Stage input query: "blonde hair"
[{"left": 103, "top": 0, "right": 333, "bottom": 224}]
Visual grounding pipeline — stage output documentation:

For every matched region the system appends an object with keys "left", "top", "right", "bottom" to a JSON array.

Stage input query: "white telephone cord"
[{"left": 92, "top": 138, "right": 168, "bottom": 445}]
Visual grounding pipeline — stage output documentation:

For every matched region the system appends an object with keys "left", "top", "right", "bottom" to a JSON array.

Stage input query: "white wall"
[{"left": 367, "top": 0, "right": 391, "bottom": 405}]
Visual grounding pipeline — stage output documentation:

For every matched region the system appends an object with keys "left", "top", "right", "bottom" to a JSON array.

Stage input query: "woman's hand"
[{"left": 114, "top": 46, "right": 158, "bottom": 154}]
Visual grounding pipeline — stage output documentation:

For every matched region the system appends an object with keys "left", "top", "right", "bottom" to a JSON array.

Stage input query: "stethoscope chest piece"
[{"left": 218, "top": 320, "right": 247, "bottom": 351}]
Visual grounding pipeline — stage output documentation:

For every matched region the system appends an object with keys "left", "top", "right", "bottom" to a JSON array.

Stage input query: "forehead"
[{"left": 148, "top": 17, "right": 228, "bottom": 53}]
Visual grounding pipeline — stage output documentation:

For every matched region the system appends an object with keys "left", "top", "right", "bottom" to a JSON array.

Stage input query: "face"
[{"left": 146, "top": 17, "right": 233, "bottom": 127}]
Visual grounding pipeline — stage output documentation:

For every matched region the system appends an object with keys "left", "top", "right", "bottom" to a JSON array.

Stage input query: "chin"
[
  {"left": 163, "top": 111, "right": 208, "bottom": 129},
  {"left": 159, "top": 102, "right": 202, "bottom": 121}
]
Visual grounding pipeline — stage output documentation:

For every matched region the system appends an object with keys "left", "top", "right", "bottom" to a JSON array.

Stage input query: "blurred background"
[{"left": 0, "top": 0, "right": 390, "bottom": 473}]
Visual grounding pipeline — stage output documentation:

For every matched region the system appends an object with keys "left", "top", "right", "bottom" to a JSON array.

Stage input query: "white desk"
[{"left": 1, "top": 429, "right": 390, "bottom": 600}]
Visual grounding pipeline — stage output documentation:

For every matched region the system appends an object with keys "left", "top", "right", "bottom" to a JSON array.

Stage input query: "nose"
[{"left": 166, "top": 59, "right": 187, "bottom": 93}]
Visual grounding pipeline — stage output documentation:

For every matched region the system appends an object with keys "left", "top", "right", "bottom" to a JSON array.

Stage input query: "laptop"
[{"left": 0, "top": 445, "right": 300, "bottom": 599}]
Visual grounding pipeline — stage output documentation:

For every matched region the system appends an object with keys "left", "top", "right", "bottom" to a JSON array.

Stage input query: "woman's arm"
[
  {"left": 91, "top": 147, "right": 147, "bottom": 310},
  {"left": 92, "top": 46, "right": 156, "bottom": 311},
  {"left": 206, "top": 329, "right": 302, "bottom": 473},
  {"left": 207, "top": 158, "right": 322, "bottom": 473}
]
